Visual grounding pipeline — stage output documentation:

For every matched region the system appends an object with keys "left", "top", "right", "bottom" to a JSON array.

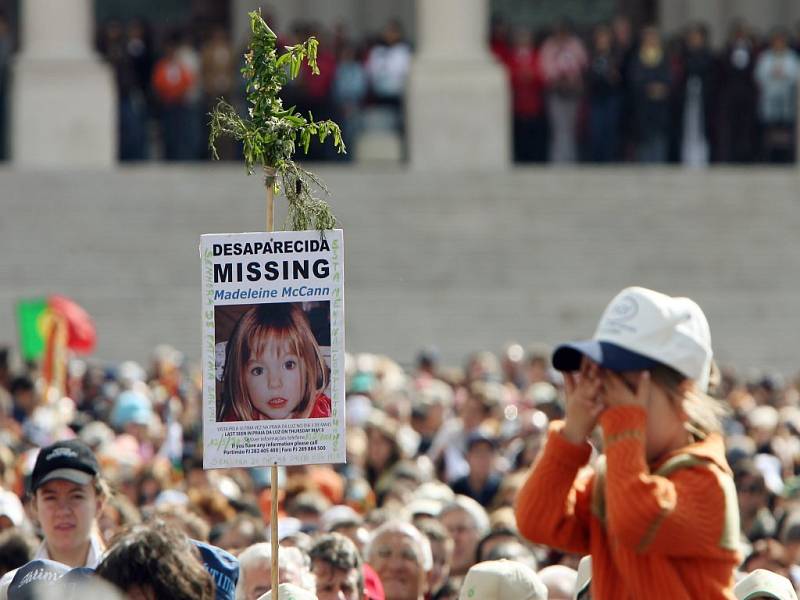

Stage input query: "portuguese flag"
[
  {"left": 16, "top": 298, "right": 50, "bottom": 361},
  {"left": 16, "top": 296, "right": 96, "bottom": 361}
]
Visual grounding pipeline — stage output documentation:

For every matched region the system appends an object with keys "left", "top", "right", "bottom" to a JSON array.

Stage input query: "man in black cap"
[{"left": 0, "top": 440, "right": 107, "bottom": 598}]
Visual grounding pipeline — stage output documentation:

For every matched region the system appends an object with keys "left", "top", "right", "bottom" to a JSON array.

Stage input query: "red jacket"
[{"left": 508, "top": 47, "right": 545, "bottom": 117}]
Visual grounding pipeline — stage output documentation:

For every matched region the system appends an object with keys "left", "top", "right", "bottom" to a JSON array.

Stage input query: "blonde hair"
[
  {"left": 94, "top": 475, "right": 113, "bottom": 502},
  {"left": 650, "top": 363, "right": 727, "bottom": 437},
  {"left": 220, "top": 303, "right": 328, "bottom": 421}
]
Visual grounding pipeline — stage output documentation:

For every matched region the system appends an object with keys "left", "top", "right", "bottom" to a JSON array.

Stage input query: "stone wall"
[{"left": 1, "top": 166, "right": 798, "bottom": 375}]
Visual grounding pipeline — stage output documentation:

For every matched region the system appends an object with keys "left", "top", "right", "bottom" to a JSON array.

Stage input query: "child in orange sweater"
[{"left": 515, "top": 287, "right": 741, "bottom": 600}]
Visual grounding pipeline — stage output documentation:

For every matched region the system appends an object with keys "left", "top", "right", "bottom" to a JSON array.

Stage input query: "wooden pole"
[
  {"left": 53, "top": 314, "right": 68, "bottom": 399},
  {"left": 271, "top": 463, "right": 279, "bottom": 599},
  {"left": 266, "top": 167, "right": 276, "bottom": 233},
  {"left": 43, "top": 313, "right": 68, "bottom": 400},
  {"left": 265, "top": 166, "right": 279, "bottom": 600}
]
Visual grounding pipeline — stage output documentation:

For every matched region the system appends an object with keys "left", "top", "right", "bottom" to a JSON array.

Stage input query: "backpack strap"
[
  {"left": 590, "top": 455, "right": 607, "bottom": 525},
  {"left": 590, "top": 453, "right": 740, "bottom": 552}
]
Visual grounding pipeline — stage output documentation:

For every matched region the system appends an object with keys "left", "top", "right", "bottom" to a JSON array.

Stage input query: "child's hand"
[
  {"left": 602, "top": 370, "right": 650, "bottom": 408},
  {"left": 562, "top": 359, "right": 605, "bottom": 444}
]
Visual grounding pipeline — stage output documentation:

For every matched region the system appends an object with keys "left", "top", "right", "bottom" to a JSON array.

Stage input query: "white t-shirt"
[
  {"left": 0, "top": 533, "right": 104, "bottom": 599},
  {"left": 365, "top": 42, "right": 411, "bottom": 99}
]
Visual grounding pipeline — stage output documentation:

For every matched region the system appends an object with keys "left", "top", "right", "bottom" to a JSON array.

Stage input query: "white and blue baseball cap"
[
  {"left": 734, "top": 568, "right": 798, "bottom": 600},
  {"left": 552, "top": 287, "right": 713, "bottom": 392}
]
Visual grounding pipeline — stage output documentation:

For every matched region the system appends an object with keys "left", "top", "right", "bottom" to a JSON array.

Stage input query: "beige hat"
[
  {"left": 459, "top": 559, "right": 547, "bottom": 600},
  {"left": 734, "top": 569, "right": 798, "bottom": 600},
  {"left": 257, "top": 583, "right": 318, "bottom": 600}
]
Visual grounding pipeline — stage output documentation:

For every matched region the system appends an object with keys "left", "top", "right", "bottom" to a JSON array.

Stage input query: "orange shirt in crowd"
[
  {"left": 151, "top": 57, "right": 194, "bottom": 105},
  {"left": 515, "top": 405, "right": 741, "bottom": 600}
]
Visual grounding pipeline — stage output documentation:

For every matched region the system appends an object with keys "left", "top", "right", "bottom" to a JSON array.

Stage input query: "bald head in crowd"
[{"left": 538, "top": 565, "right": 578, "bottom": 600}]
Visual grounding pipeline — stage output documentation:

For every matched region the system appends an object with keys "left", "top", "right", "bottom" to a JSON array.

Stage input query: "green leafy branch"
[{"left": 209, "top": 10, "right": 345, "bottom": 231}]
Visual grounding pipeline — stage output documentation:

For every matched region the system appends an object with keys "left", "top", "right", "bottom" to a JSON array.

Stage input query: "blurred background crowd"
[
  {"left": 1, "top": 340, "right": 800, "bottom": 598},
  {"left": 0, "top": 10, "right": 798, "bottom": 164}
]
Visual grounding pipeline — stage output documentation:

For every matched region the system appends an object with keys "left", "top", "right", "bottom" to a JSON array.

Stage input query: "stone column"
[
  {"left": 406, "top": 0, "right": 510, "bottom": 170},
  {"left": 11, "top": 0, "right": 115, "bottom": 167},
  {"left": 796, "top": 76, "right": 800, "bottom": 167}
]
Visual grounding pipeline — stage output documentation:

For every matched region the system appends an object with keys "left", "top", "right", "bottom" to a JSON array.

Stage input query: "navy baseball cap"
[
  {"left": 30, "top": 440, "right": 99, "bottom": 493},
  {"left": 465, "top": 429, "right": 498, "bottom": 451},
  {"left": 192, "top": 539, "right": 239, "bottom": 600},
  {"left": 552, "top": 340, "right": 661, "bottom": 374}
]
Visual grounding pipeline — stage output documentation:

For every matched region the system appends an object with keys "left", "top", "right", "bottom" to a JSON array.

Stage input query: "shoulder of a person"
[
  {"left": 653, "top": 450, "right": 732, "bottom": 489},
  {"left": 367, "top": 45, "right": 386, "bottom": 58},
  {"left": 315, "top": 391, "right": 331, "bottom": 404},
  {"left": 0, "top": 568, "right": 16, "bottom": 600}
]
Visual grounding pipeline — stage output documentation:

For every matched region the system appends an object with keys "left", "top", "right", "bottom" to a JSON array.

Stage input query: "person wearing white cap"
[
  {"left": 515, "top": 287, "right": 741, "bottom": 600},
  {"left": 734, "top": 568, "right": 798, "bottom": 600},
  {"left": 458, "top": 559, "right": 547, "bottom": 600}
]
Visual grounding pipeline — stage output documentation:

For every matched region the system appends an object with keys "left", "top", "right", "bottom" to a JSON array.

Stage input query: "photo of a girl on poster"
[{"left": 216, "top": 302, "right": 331, "bottom": 421}]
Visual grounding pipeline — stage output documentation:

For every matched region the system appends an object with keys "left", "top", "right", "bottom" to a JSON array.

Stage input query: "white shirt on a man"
[{"left": 0, "top": 533, "right": 104, "bottom": 599}]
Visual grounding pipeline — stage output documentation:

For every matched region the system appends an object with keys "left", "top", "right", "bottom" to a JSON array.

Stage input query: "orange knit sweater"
[{"left": 515, "top": 406, "right": 741, "bottom": 600}]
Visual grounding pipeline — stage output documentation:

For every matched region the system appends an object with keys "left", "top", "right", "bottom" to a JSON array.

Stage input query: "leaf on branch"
[{"left": 207, "top": 9, "right": 346, "bottom": 230}]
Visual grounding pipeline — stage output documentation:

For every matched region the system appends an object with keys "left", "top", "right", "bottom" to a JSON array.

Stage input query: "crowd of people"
[
  {"left": 93, "top": 16, "right": 410, "bottom": 163},
  {"left": 1, "top": 286, "right": 800, "bottom": 598},
  {"left": 497, "top": 16, "right": 800, "bottom": 164},
  {"left": 87, "top": 13, "right": 800, "bottom": 165},
  {"left": 0, "top": 11, "right": 796, "bottom": 165},
  {"left": 0, "top": 12, "right": 797, "bottom": 165}
]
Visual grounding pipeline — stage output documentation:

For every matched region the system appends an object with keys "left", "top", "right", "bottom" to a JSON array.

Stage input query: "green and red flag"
[
  {"left": 16, "top": 298, "right": 49, "bottom": 361},
  {"left": 15, "top": 296, "right": 96, "bottom": 361}
]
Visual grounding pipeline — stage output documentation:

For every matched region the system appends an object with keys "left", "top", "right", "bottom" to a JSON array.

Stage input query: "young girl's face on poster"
[{"left": 245, "top": 337, "right": 304, "bottom": 419}]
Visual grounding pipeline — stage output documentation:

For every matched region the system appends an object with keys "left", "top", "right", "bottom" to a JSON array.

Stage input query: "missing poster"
[{"left": 201, "top": 230, "right": 345, "bottom": 468}]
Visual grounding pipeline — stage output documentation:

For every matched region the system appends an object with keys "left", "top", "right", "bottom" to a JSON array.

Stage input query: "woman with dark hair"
[
  {"left": 717, "top": 21, "right": 758, "bottom": 163},
  {"left": 586, "top": 23, "right": 623, "bottom": 162},
  {"left": 364, "top": 413, "right": 403, "bottom": 497},
  {"left": 674, "top": 23, "right": 715, "bottom": 166},
  {"left": 629, "top": 27, "right": 672, "bottom": 163},
  {"left": 96, "top": 520, "right": 215, "bottom": 600}
]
